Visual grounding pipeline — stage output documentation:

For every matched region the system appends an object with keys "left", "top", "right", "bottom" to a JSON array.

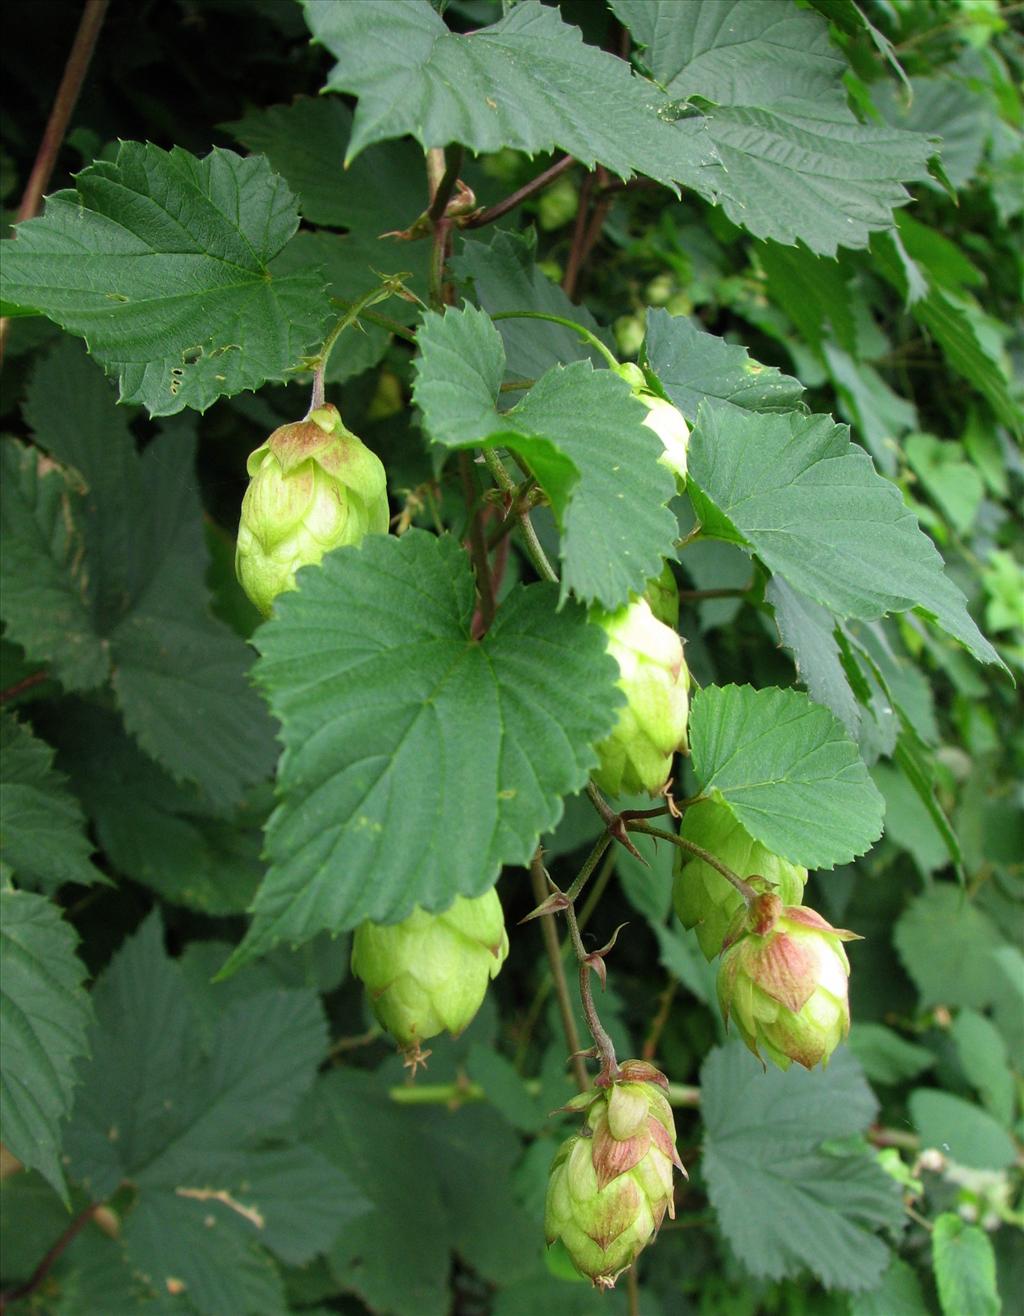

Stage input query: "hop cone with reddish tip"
[
  {"left": 591, "top": 597, "right": 689, "bottom": 797},
  {"left": 717, "top": 893, "right": 859, "bottom": 1071},
  {"left": 673, "top": 800, "right": 808, "bottom": 960},
  {"left": 235, "top": 403, "right": 389, "bottom": 615},
  {"left": 351, "top": 891, "right": 508, "bottom": 1051},
  {"left": 545, "top": 1060, "right": 685, "bottom": 1288}
]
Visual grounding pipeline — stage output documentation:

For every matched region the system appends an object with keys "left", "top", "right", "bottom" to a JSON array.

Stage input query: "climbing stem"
[
  {"left": 490, "top": 311, "right": 620, "bottom": 370},
  {"left": 627, "top": 821, "right": 758, "bottom": 906}
]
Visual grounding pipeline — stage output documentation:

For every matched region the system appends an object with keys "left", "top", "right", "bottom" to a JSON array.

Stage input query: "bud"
[
  {"left": 235, "top": 404, "right": 389, "bottom": 616},
  {"left": 717, "top": 893, "right": 858, "bottom": 1070},
  {"left": 615, "top": 363, "right": 689, "bottom": 484},
  {"left": 351, "top": 890, "right": 508, "bottom": 1051},
  {"left": 591, "top": 597, "right": 689, "bottom": 798},
  {"left": 545, "top": 1060, "right": 685, "bottom": 1288},
  {"left": 673, "top": 800, "right": 807, "bottom": 960}
]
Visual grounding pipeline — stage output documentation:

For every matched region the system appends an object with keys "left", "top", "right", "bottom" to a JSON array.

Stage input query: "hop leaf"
[
  {"left": 591, "top": 598, "right": 689, "bottom": 797},
  {"left": 236, "top": 404, "right": 389, "bottom": 615},
  {"left": 544, "top": 1060, "right": 685, "bottom": 1288}
]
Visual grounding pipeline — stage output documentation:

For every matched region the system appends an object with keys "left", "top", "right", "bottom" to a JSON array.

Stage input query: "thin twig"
[
  {"left": 566, "top": 901, "right": 619, "bottom": 1085},
  {"left": 531, "top": 851, "right": 589, "bottom": 1092},
  {"left": 328, "top": 299, "right": 418, "bottom": 343},
  {"left": 463, "top": 154, "right": 576, "bottom": 229},
  {"left": 565, "top": 833, "right": 613, "bottom": 903},
  {"left": 458, "top": 452, "right": 496, "bottom": 633},
  {"left": 0, "top": 1203, "right": 99, "bottom": 1310},
  {"left": 427, "top": 145, "right": 465, "bottom": 223},
  {"left": 0, "top": 671, "right": 49, "bottom": 704},
  {"left": 627, "top": 1265, "right": 641, "bottom": 1316},
  {"left": 642, "top": 977, "right": 678, "bottom": 1061},
  {"left": 0, "top": 0, "right": 109, "bottom": 366},
  {"left": 628, "top": 821, "right": 758, "bottom": 906},
  {"left": 482, "top": 449, "right": 560, "bottom": 584},
  {"left": 562, "top": 171, "right": 596, "bottom": 300}
]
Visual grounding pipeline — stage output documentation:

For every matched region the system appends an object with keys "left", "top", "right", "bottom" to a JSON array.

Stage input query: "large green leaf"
[
  {"left": 612, "top": 0, "right": 936, "bottom": 255},
  {"left": 644, "top": 308, "right": 804, "bottom": 419},
  {"left": 413, "top": 304, "right": 678, "bottom": 607},
  {"left": 688, "top": 684, "right": 884, "bottom": 869},
  {"left": 23, "top": 340, "right": 277, "bottom": 808},
  {"left": 909, "top": 1090, "right": 1017, "bottom": 1171},
  {"left": 0, "top": 714, "right": 105, "bottom": 890},
  {"left": 849, "top": 1258, "right": 929, "bottom": 1316},
  {"left": 223, "top": 530, "right": 619, "bottom": 970},
  {"left": 0, "top": 144, "right": 330, "bottom": 415},
  {"left": 64, "top": 915, "right": 363, "bottom": 1312},
  {"left": 0, "top": 442, "right": 109, "bottom": 691},
  {"left": 766, "top": 576, "right": 860, "bottom": 736},
  {"left": 686, "top": 406, "right": 1004, "bottom": 668},
  {"left": 931, "top": 1213, "right": 1000, "bottom": 1316},
  {"left": 454, "top": 230, "right": 611, "bottom": 379},
  {"left": 894, "top": 885, "right": 1006, "bottom": 1011},
  {"left": 301, "top": 0, "right": 717, "bottom": 191},
  {"left": 0, "top": 889, "right": 92, "bottom": 1201},
  {"left": 701, "top": 1042, "right": 903, "bottom": 1290}
]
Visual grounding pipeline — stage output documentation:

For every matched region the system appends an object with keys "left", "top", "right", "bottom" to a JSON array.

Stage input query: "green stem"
[
  {"left": 531, "top": 852, "right": 589, "bottom": 1092},
  {"left": 312, "top": 278, "right": 417, "bottom": 407},
  {"left": 328, "top": 299, "right": 418, "bottom": 343},
  {"left": 459, "top": 452, "right": 496, "bottom": 632},
  {"left": 628, "top": 821, "right": 757, "bottom": 906},
  {"left": 388, "top": 1077, "right": 701, "bottom": 1108},
  {"left": 482, "top": 449, "right": 559, "bottom": 584},
  {"left": 491, "top": 311, "right": 620, "bottom": 370},
  {"left": 565, "top": 833, "right": 612, "bottom": 903}
]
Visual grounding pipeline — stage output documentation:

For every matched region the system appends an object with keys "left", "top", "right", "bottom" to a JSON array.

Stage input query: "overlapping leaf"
[
  {"left": 0, "top": 714, "right": 105, "bottom": 890},
  {"left": 643, "top": 308, "right": 803, "bottom": 419},
  {"left": 688, "top": 684, "right": 884, "bottom": 869},
  {"left": 687, "top": 405, "right": 1004, "bottom": 667},
  {"left": 702, "top": 1042, "right": 904, "bottom": 1290},
  {"left": 0, "top": 143, "right": 330, "bottom": 415},
  {"left": 64, "top": 915, "right": 365, "bottom": 1313},
  {"left": 0, "top": 443, "right": 109, "bottom": 691},
  {"left": 223, "top": 530, "right": 619, "bottom": 970},
  {"left": 301, "top": 0, "right": 717, "bottom": 190},
  {"left": 21, "top": 340, "right": 277, "bottom": 808},
  {"left": 0, "top": 889, "right": 93, "bottom": 1201},
  {"left": 931, "top": 1214, "right": 1001, "bottom": 1316},
  {"left": 413, "top": 304, "right": 677, "bottom": 606},
  {"left": 613, "top": 0, "right": 936, "bottom": 254}
]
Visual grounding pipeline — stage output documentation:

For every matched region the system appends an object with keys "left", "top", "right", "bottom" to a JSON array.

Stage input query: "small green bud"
[
  {"left": 717, "top": 894, "right": 858, "bottom": 1071},
  {"left": 673, "top": 800, "right": 807, "bottom": 960},
  {"left": 351, "top": 891, "right": 508, "bottom": 1053},
  {"left": 544, "top": 1060, "right": 685, "bottom": 1288},
  {"left": 235, "top": 403, "right": 389, "bottom": 616},
  {"left": 591, "top": 598, "right": 689, "bottom": 797}
]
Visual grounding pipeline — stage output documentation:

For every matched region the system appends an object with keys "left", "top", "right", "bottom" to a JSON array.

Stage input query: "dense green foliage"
[{"left": 0, "top": 1, "right": 1021, "bottom": 1313}]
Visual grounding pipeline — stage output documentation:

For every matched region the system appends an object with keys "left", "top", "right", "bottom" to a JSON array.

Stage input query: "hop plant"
[
  {"left": 616, "top": 362, "right": 689, "bottom": 483},
  {"left": 351, "top": 890, "right": 508, "bottom": 1059},
  {"left": 717, "top": 892, "right": 858, "bottom": 1070},
  {"left": 591, "top": 597, "right": 689, "bottom": 797},
  {"left": 673, "top": 800, "right": 808, "bottom": 960},
  {"left": 235, "top": 403, "right": 389, "bottom": 615},
  {"left": 545, "top": 1060, "right": 685, "bottom": 1289},
  {"left": 644, "top": 560, "right": 680, "bottom": 630}
]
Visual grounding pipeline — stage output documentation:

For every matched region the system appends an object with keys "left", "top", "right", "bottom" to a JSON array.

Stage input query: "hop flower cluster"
[
  {"left": 545, "top": 1061, "right": 685, "bottom": 1288},
  {"left": 235, "top": 404, "right": 389, "bottom": 615}
]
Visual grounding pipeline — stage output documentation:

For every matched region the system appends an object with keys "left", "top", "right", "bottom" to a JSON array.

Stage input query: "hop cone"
[
  {"left": 673, "top": 800, "right": 807, "bottom": 960},
  {"left": 351, "top": 890, "right": 508, "bottom": 1051},
  {"left": 236, "top": 403, "right": 389, "bottom": 615},
  {"left": 591, "top": 597, "right": 689, "bottom": 797},
  {"left": 718, "top": 892, "right": 858, "bottom": 1070},
  {"left": 545, "top": 1060, "right": 685, "bottom": 1288},
  {"left": 616, "top": 362, "right": 689, "bottom": 483}
]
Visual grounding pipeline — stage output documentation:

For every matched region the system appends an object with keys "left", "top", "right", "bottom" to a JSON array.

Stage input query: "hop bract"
[
  {"left": 616, "top": 362, "right": 689, "bottom": 483},
  {"left": 591, "top": 597, "right": 689, "bottom": 797},
  {"left": 717, "top": 893, "right": 858, "bottom": 1070},
  {"left": 545, "top": 1060, "right": 685, "bottom": 1289},
  {"left": 351, "top": 890, "right": 508, "bottom": 1052},
  {"left": 235, "top": 403, "right": 389, "bottom": 616},
  {"left": 673, "top": 800, "right": 808, "bottom": 960}
]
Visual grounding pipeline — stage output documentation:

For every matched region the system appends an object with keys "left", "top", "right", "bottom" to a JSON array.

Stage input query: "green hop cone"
[
  {"left": 545, "top": 1060, "right": 685, "bottom": 1289},
  {"left": 591, "top": 597, "right": 689, "bottom": 797},
  {"left": 615, "top": 362, "right": 689, "bottom": 484},
  {"left": 235, "top": 403, "right": 389, "bottom": 616},
  {"left": 717, "top": 892, "right": 859, "bottom": 1071},
  {"left": 673, "top": 800, "right": 808, "bottom": 960},
  {"left": 351, "top": 890, "right": 508, "bottom": 1054}
]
